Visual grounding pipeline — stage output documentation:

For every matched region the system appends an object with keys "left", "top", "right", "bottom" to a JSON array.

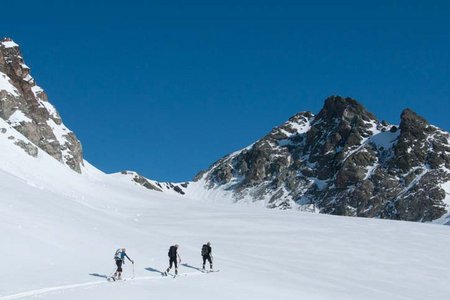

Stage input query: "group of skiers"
[{"left": 112, "top": 242, "right": 213, "bottom": 280}]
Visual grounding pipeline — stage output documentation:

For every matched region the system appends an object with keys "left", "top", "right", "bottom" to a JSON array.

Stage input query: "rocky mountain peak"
[
  {"left": 1, "top": 38, "right": 30, "bottom": 80},
  {"left": 314, "top": 96, "right": 377, "bottom": 124},
  {"left": 304, "top": 96, "right": 380, "bottom": 180},
  {"left": 394, "top": 108, "right": 449, "bottom": 172},
  {"left": 0, "top": 38, "right": 84, "bottom": 172},
  {"left": 193, "top": 96, "right": 450, "bottom": 222},
  {"left": 264, "top": 111, "right": 313, "bottom": 141},
  {"left": 399, "top": 108, "right": 429, "bottom": 137}
]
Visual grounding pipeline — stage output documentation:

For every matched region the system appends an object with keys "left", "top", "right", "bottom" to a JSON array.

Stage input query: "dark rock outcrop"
[
  {"left": 121, "top": 171, "right": 187, "bottom": 195},
  {"left": 121, "top": 171, "right": 163, "bottom": 192}
]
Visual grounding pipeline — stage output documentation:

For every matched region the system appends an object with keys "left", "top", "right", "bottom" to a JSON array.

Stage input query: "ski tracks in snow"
[
  {"left": 0, "top": 280, "right": 106, "bottom": 300},
  {"left": 0, "top": 272, "right": 205, "bottom": 299}
]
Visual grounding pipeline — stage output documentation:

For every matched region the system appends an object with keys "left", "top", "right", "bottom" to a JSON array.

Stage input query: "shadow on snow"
[
  {"left": 88, "top": 273, "right": 109, "bottom": 279},
  {"left": 181, "top": 263, "right": 203, "bottom": 272},
  {"left": 144, "top": 267, "right": 165, "bottom": 275}
]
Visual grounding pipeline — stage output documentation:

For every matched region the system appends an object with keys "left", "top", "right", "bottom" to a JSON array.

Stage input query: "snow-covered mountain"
[
  {"left": 0, "top": 38, "right": 83, "bottom": 172},
  {"left": 122, "top": 98, "right": 450, "bottom": 224},
  {"left": 186, "top": 97, "right": 450, "bottom": 223}
]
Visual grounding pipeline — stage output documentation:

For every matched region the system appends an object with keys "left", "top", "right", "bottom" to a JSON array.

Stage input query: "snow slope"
[{"left": 1, "top": 119, "right": 450, "bottom": 300}]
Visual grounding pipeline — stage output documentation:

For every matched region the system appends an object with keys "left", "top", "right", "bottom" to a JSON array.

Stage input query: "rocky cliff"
[
  {"left": 194, "top": 96, "right": 450, "bottom": 222},
  {"left": 0, "top": 38, "right": 83, "bottom": 172}
]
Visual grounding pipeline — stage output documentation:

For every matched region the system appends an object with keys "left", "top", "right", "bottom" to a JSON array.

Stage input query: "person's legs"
[
  {"left": 167, "top": 257, "right": 177, "bottom": 273},
  {"left": 113, "top": 260, "right": 119, "bottom": 277},
  {"left": 202, "top": 255, "right": 207, "bottom": 269},
  {"left": 207, "top": 255, "right": 213, "bottom": 270},
  {"left": 166, "top": 258, "right": 173, "bottom": 272},
  {"left": 174, "top": 257, "right": 178, "bottom": 275},
  {"left": 115, "top": 260, "right": 123, "bottom": 279}
]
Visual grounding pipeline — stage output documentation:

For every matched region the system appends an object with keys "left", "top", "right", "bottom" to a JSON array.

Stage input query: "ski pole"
[{"left": 132, "top": 261, "right": 135, "bottom": 279}]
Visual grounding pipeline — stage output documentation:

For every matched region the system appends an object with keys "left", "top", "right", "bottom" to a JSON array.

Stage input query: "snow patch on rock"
[
  {"left": 0, "top": 71, "right": 19, "bottom": 97},
  {"left": 1, "top": 40, "right": 18, "bottom": 48},
  {"left": 8, "top": 110, "right": 32, "bottom": 126}
]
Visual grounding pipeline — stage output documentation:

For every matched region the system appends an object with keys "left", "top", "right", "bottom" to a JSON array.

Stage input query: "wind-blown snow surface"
[{"left": 1, "top": 121, "right": 450, "bottom": 300}]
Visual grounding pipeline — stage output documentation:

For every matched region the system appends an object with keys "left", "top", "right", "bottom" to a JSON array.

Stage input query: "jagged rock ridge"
[
  {"left": 119, "top": 170, "right": 188, "bottom": 195},
  {"left": 194, "top": 96, "right": 450, "bottom": 222},
  {"left": 0, "top": 38, "right": 83, "bottom": 172}
]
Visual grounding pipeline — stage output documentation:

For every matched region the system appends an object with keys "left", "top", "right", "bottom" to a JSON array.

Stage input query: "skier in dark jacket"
[
  {"left": 113, "top": 248, "right": 134, "bottom": 280},
  {"left": 165, "top": 244, "right": 181, "bottom": 276},
  {"left": 201, "top": 242, "right": 213, "bottom": 271}
]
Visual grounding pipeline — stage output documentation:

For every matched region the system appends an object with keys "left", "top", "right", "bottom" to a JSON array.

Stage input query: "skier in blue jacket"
[{"left": 113, "top": 248, "right": 134, "bottom": 280}]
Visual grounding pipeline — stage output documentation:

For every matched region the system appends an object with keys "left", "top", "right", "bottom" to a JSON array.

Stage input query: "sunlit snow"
[{"left": 1, "top": 118, "right": 450, "bottom": 300}]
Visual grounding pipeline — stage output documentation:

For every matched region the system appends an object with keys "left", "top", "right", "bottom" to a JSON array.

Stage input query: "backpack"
[
  {"left": 201, "top": 244, "right": 209, "bottom": 256},
  {"left": 168, "top": 246, "right": 177, "bottom": 258},
  {"left": 114, "top": 249, "right": 122, "bottom": 260}
]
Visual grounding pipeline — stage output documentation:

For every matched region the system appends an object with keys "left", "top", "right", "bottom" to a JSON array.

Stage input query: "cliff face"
[
  {"left": 0, "top": 38, "right": 83, "bottom": 172},
  {"left": 195, "top": 96, "right": 450, "bottom": 222}
]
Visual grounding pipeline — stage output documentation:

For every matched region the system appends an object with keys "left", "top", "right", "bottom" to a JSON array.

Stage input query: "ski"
[
  {"left": 163, "top": 271, "right": 176, "bottom": 278},
  {"left": 199, "top": 269, "right": 219, "bottom": 273},
  {"left": 109, "top": 277, "right": 133, "bottom": 281},
  {"left": 165, "top": 272, "right": 189, "bottom": 278}
]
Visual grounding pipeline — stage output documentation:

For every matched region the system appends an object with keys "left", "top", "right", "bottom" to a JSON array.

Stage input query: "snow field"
[{"left": 1, "top": 117, "right": 450, "bottom": 300}]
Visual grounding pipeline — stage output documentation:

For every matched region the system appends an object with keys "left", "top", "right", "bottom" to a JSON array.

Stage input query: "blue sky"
[{"left": 2, "top": 0, "right": 449, "bottom": 181}]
